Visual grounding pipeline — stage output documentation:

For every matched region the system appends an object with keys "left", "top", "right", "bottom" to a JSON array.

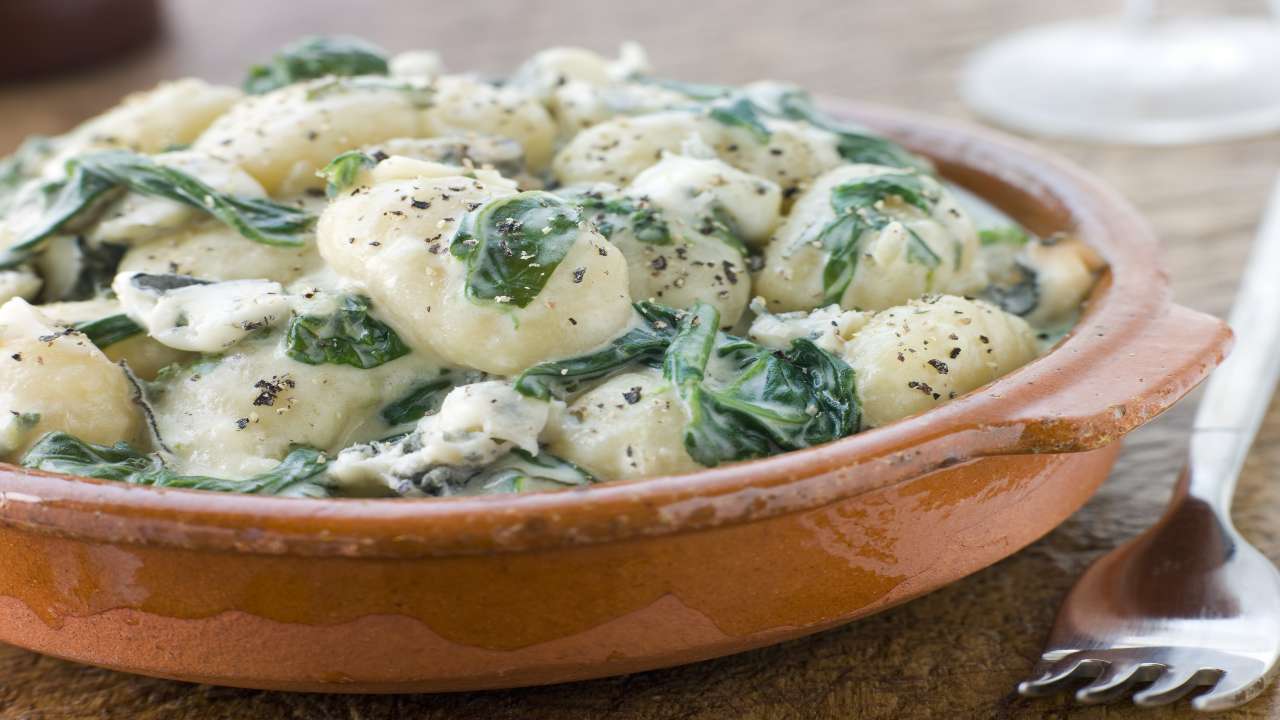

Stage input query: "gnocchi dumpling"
[
  {"left": 843, "top": 294, "right": 1038, "bottom": 428},
  {"left": 316, "top": 159, "right": 633, "bottom": 375},
  {"left": 756, "top": 164, "right": 984, "bottom": 312},
  {"left": 0, "top": 298, "right": 143, "bottom": 459},
  {"left": 118, "top": 220, "right": 323, "bottom": 284},
  {"left": 545, "top": 370, "right": 701, "bottom": 480}
]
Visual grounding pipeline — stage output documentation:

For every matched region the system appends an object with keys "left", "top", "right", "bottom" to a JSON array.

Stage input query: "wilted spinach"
[
  {"left": 514, "top": 303, "right": 681, "bottom": 400},
  {"left": 244, "top": 35, "right": 389, "bottom": 95},
  {"left": 563, "top": 190, "right": 671, "bottom": 245},
  {"left": 381, "top": 375, "right": 456, "bottom": 426},
  {"left": 285, "top": 294, "right": 410, "bottom": 369},
  {"left": 978, "top": 226, "right": 1031, "bottom": 246},
  {"left": 707, "top": 97, "right": 772, "bottom": 143},
  {"left": 319, "top": 150, "right": 379, "bottom": 198},
  {"left": 0, "top": 150, "right": 314, "bottom": 268},
  {"left": 815, "top": 171, "right": 941, "bottom": 304},
  {"left": 0, "top": 136, "right": 55, "bottom": 215},
  {"left": 663, "top": 302, "right": 859, "bottom": 466},
  {"left": 72, "top": 313, "right": 143, "bottom": 348},
  {"left": 450, "top": 191, "right": 583, "bottom": 307},
  {"left": 772, "top": 89, "right": 931, "bottom": 172},
  {"left": 471, "top": 449, "right": 596, "bottom": 494},
  {"left": 22, "top": 432, "right": 331, "bottom": 497}
]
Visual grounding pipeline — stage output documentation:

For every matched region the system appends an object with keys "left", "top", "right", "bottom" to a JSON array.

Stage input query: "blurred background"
[{"left": 1, "top": 1, "right": 1279, "bottom": 718}]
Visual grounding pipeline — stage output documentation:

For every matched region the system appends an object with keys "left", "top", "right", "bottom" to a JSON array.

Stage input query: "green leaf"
[
  {"left": 73, "top": 313, "right": 144, "bottom": 348},
  {"left": 380, "top": 375, "right": 456, "bottom": 426},
  {"left": 21, "top": 432, "right": 331, "bottom": 496},
  {"left": 773, "top": 89, "right": 931, "bottom": 172},
  {"left": 244, "top": 35, "right": 389, "bottom": 94},
  {"left": 319, "top": 150, "right": 379, "bottom": 198},
  {"left": 708, "top": 97, "right": 772, "bottom": 143},
  {"left": 285, "top": 294, "right": 410, "bottom": 369},
  {"left": 635, "top": 76, "right": 734, "bottom": 101},
  {"left": 304, "top": 76, "right": 434, "bottom": 108},
  {"left": 470, "top": 448, "right": 596, "bottom": 494},
  {"left": 0, "top": 136, "right": 56, "bottom": 215},
  {"left": 0, "top": 150, "right": 314, "bottom": 268},
  {"left": 816, "top": 172, "right": 940, "bottom": 304},
  {"left": 514, "top": 303, "right": 681, "bottom": 400},
  {"left": 979, "top": 226, "right": 1031, "bottom": 246},
  {"left": 564, "top": 189, "right": 671, "bottom": 245},
  {"left": 663, "top": 302, "right": 859, "bottom": 466},
  {"left": 449, "top": 191, "right": 583, "bottom": 308},
  {"left": 698, "top": 204, "right": 749, "bottom": 255}
]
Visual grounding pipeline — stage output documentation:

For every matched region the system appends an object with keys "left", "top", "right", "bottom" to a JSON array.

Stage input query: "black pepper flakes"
[
  {"left": 572, "top": 267, "right": 586, "bottom": 283},
  {"left": 928, "top": 359, "right": 950, "bottom": 374},
  {"left": 622, "top": 386, "right": 643, "bottom": 405}
]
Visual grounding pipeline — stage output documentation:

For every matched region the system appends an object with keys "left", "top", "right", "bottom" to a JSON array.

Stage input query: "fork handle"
[{"left": 1190, "top": 175, "right": 1280, "bottom": 512}]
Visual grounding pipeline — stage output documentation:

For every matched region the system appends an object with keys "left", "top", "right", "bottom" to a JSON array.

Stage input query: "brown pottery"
[{"left": 0, "top": 101, "right": 1232, "bottom": 692}]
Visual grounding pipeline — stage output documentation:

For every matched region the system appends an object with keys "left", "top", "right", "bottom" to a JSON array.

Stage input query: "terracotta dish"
[{"left": 0, "top": 100, "right": 1230, "bottom": 692}]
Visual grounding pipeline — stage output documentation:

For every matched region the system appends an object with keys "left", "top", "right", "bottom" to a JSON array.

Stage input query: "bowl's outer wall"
[
  {"left": 0, "top": 446, "right": 1120, "bottom": 691},
  {"left": 0, "top": 103, "right": 1232, "bottom": 690}
]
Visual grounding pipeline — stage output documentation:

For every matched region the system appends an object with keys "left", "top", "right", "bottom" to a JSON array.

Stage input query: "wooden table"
[{"left": 1, "top": 0, "right": 1277, "bottom": 717}]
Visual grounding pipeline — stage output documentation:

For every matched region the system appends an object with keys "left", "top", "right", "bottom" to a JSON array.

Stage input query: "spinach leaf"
[
  {"left": 663, "top": 302, "right": 859, "bottom": 466},
  {"left": 471, "top": 448, "right": 596, "bottom": 494},
  {"left": 244, "top": 35, "right": 389, "bottom": 94},
  {"left": 285, "top": 294, "right": 409, "bottom": 369},
  {"left": 0, "top": 136, "right": 56, "bottom": 215},
  {"left": 305, "top": 76, "right": 434, "bottom": 108},
  {"left": 773, "top": 89, "right": 931, "bottom": 172},
  {"left": 35, "top": 236, "right": 129, "bottom": 302},
  {"left": 563, "top": 189, "right": 671, "bottom": 245},
  {"left": 450, "top": 191, "right": 583, "bottom": 307},
  {"left": 1, "top": 151, "right": 314, "bottom": 268},
  {"left": 72, "top": 313, "right": 143, "bottom": 348},
  {"left": 381, "top": 375, "right": 456, "bottom": 426},
  {"left": 636, "top": 76, "right": 734, "bottom": 101},
  {"left": 707, "top": 97, "right": 772, "bottom": 143},
  {"left": 128, "top": 272, "right": 212, "bottom": 294},
  {"left": 816, "top": 172, "right": 941, "bottom": 304},
  {"left": 979, "top": 226, "right": 1031, "bottom": 246},
  {"left": 697, "top": 204, "right": 749, "bottom": 255},
  {"left": 514, "top": 303, "right": 681, "bottom": 400},
  {"left": 21, "top": 432, "right": 331, "bottom": 497},
  {"left": 319, "top": 150, "right": 379, "bottom": 198}
]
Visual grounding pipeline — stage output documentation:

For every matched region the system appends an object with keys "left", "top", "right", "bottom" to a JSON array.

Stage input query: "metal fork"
[{"left": 1017, "top": 176, "right": 1280, "bottom": 712}]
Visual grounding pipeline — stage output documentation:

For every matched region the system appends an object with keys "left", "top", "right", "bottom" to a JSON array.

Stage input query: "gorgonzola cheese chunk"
[
  {"left": 756, "top": 164, "right": 984, "bottom": 312},
  {"left": 316, "top": 163, "right": 633, "bottom": 375},
  {"left": 0, "top": 298, "right": 143, "bottom": 459},
  {"left": 328, "top": 380, "right": 553, "bottom": 496},
  {"left": 545, "top": 370, "right": 701, "bottom": 480},
  {"left": 843, "top": 295, "right": 1038, "bottom": 428},
  {"left": 113, "top": 272, "right": 290, "bottom": 353}
]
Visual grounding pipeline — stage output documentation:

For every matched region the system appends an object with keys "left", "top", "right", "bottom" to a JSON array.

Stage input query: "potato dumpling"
[
  {"left": 756, "top": 164, "right": 984, "bottom": 313},
  {"left": 545, "top": 370, "right": 701, "bottom": 480},
  {"left": 628, "top": 154, "right": 781, "bottom": 247},
  {"left": 553, "top": 110, "right": 842, "bottom": 195},
  {"left": 149, "top": 331, "right": 435, "bottom": 478},
  {"left": 316, "top": 159, "right": 633, "bottom": 375},
  {"left": 421, "top": 75, "right": 557, "bottom": 172},
  {"left": 194, "top": 77, "right": 434, "bottom": 194},
  {"left": 119, "top": 220, "right": 323, "bottom": 285},
  {"left": 41, "top": 79, "right": 242, "bottom": 181},
  {"left": 0, "top": 298, "right": 143, "bottom": 459},
  {"left": 1022, "top": 236, "right": 1103, "bottom": 328},
  {"left": 844, "top": 295, "right": 1038, "bottom": 428},
  {"left": 37, "top": 297, "right": 191, "bottom": 380}
]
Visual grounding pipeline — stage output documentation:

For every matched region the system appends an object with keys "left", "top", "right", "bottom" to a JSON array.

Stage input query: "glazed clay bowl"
[{"left": 0, "top": 101, "right": 1230, "bottom": 692}]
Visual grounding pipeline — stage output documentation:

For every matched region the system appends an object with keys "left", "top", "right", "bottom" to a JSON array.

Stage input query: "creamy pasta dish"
[{"left": 0, "top": 38, "right": 1101, "bottom": 497}]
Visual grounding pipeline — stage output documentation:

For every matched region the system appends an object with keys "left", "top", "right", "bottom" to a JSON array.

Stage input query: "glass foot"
[{"left": 961, "top": 17, "right": 1280, "bottom": 144}]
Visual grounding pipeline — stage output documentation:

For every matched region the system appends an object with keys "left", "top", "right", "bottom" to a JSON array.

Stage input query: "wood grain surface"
[{"left": 1, "top": 0, "right": 1277, "bottom": 717}]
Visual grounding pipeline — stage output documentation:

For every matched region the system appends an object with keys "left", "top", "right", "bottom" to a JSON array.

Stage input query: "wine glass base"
[{"left": 962, "top": 17, "right": 1280, "bottom": 144}]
